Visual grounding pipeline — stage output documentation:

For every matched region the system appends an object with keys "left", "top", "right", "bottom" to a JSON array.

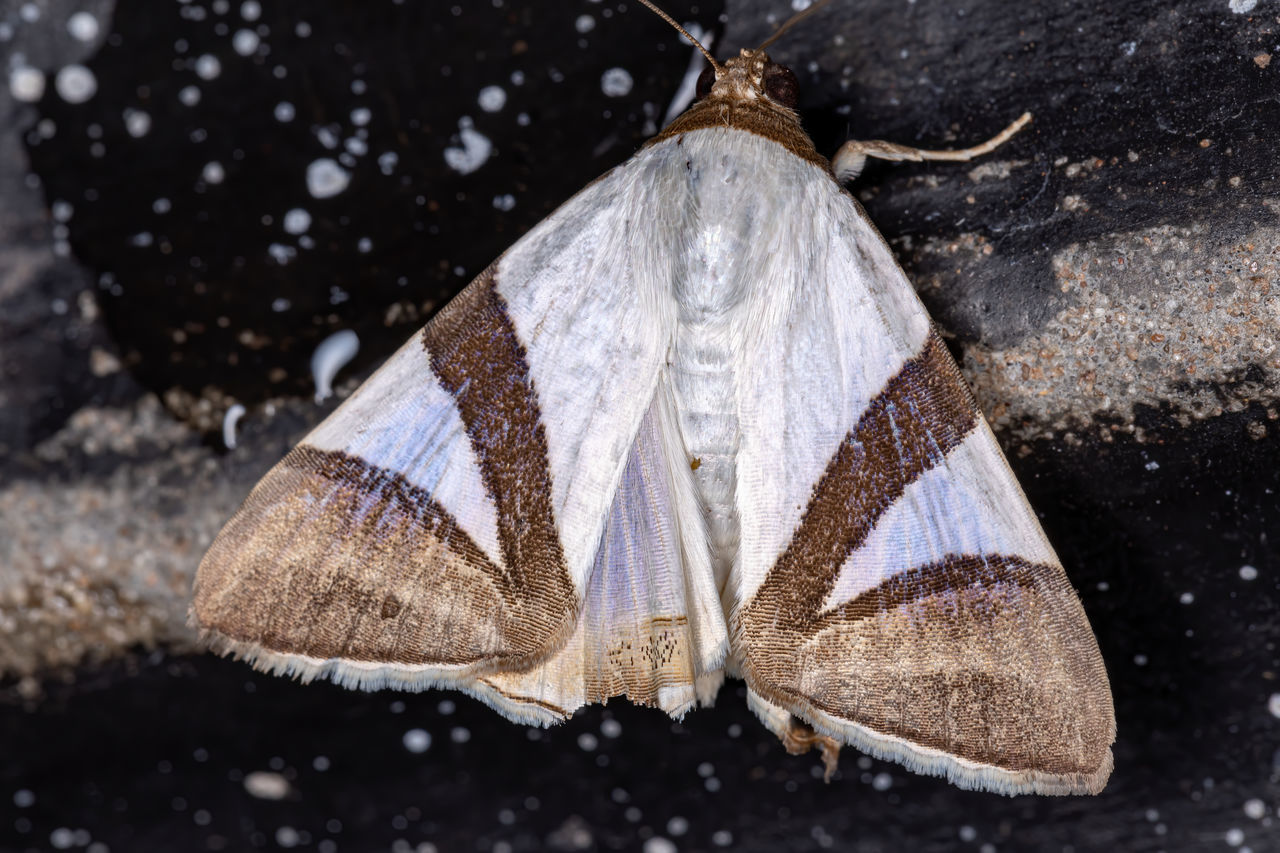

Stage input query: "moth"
[{"left": 191, "top": 1, "right": 1115, "bottom": 795}]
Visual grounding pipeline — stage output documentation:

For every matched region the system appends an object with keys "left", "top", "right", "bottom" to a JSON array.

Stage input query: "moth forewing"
[{"left": 191, "top": 4, "right": 1114, "bottom": 797}]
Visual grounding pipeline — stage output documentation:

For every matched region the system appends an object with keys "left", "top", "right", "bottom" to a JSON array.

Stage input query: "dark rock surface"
[{"left": 2, "top": 1, "right": 1278, "bottom": 851}]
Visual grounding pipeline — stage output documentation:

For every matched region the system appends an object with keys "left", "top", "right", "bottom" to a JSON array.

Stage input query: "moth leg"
[
  {"left": 833, "top": 111, "right": 1031, "bottom": 182},
  {"left": 780, "top": 718, "right": 842, "bottom": 782}
]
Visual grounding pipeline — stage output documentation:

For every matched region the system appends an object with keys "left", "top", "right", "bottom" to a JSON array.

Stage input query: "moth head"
[
  {"left": 639, "top": 0, "right": 825, "bottom": 113},
  {"left": 694, "top": 50, "right": 801, "bottom": 112}
]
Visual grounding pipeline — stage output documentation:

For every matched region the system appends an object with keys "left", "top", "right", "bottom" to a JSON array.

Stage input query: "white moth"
[{"left": 191, "top": 1, "right": 1115, "bottom": 796}]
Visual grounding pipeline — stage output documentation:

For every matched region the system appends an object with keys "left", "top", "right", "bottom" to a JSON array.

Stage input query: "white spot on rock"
[
  {"left": 243, "top": 771, "right": 290, "bottom": 800},
  {"left": 123, "top": 108, "right": 151, "bottom": 137},
  {"left": 306, "top": 158, "right": 350, "bottom": 199},
  {"left": 222, "top": 404, "right": 246, "bottom": 449},
  {"left": 67, "top": 12, "right": 100, "bottom": 42},
  {"left": 202, "top": 161, "right": 225, "bottom": 184},
  {"left": 1229, "top": 0, "right": 1257, "bottom": 13},
  {"left": 311, "top": 330, "right": 359, "bottom": 403},
  {"left": 402, "top": 728, "right": 431, "bottom": 753},
  {"left": 600, "top": 67, "right": 633, "bottom": 97},
  {"left": 1239, "top": 565, "right": 1258, "bottom": 580},
  {"left": 195, "top": 54, "right": 222, "bottom": 80},
  {"left": 478, "top": 84, "right": 506, "bottom": 112},
  {"left": 232, "top": 29, "right": 260, "bottom": 56},
  {"left": 9, "top": 65, "right": 45, "bottom": 102},
  {"left": 575, "top": 14, "right": 595, "bottom": 33},
  {"left": 274, "top": 101, "right": 295, "bottom": 122},
  {"left": 443, "top": 118, "right": 492, "bottom": 175},
  {"left": 283, "top": 208, "right": 311, "bottom": 235},
  {"left": 55, "top": 65, "right": 97, "bottom": 104}
]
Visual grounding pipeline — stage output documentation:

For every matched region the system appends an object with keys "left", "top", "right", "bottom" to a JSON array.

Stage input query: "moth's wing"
[
  {"left": 191, "top": 158, "right": 722, "bottom": 723},
  {"left": 728, "top": 168, "right": 1115, "bottom": 795}
]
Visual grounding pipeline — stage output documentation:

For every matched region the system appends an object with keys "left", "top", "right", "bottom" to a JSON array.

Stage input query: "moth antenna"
[
  {"left": 636, "top": 0, "right": 724, "bottom": 73},
  {"left": 757, "top": 0, "right": 833, "bottom": 51}
]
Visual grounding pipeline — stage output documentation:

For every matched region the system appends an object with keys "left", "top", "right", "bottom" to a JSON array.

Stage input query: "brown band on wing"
[
  {"left": 421, "top": 265, "right": 575, "bottom": 635},
  {"left": 795, "top": 553, "right": 1114, "bottom": 778},
  {"left": 743, "top": 331, "right": 978, "bottom": 631},
  {"left": 192, "top": 444, "right": 527, "bottom": 666}
]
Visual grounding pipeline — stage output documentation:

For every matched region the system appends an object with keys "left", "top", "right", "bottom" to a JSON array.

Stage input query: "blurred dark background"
[{"left": 2, "top": 1, "right": 1278, "bottom": 851}]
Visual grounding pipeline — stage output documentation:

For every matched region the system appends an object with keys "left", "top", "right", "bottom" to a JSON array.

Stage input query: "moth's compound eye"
[
  {"left": 762, "top": 62, "right": 799, "bottom": 109},
  {"left": 694, "top": 64, "right": 716, "bottom": 100}
]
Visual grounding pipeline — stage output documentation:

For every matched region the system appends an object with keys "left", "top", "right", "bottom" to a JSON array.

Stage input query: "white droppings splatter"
[
  {"left": 67, "top": 12, "right": 100, "bottom": 42},
  {"left": 1239, "top": 565, "right": 1258, "bottom": 580},
  {"left": 202, "top": 161, "right": 225, "bottom": 184},
  {"left": 55, "top": 65, "right": 97, "bottom": 104},
  {"left": 443, "top": 118, "right": 492, "bottom": 175},
  {"left": 643, "top": 838, "right": 676, "bottom": 853},
  {"left": 243, "top": 771, "right": 290, "bottom": 800},
  {"left": 232, "top": 29, "right": 260, "bottom": 56},
  {"left": 123, "top": 108, "right": 151, "bottom": 137},
  {"left": 178, "top": 85, "right": 201, "bottom": 106},
  {"left": 195, "top": 54, "right": 222, "bottom": 80},
  {"left": 575, "top": 14, "right": 596, "bottom": 33},
  {"left": 1144, "top": 460, "right": 1159, "bottom": 471},
  {"left": 222, "top": 404, "right": 246, "bottom": 449},
  {"left": 311, "top": 330, "right": 359, "bottom": 403},
  {"left": 1243, "top": 799, "right": 1267, "bottom": 820},
  {"left": 478, "top": 84, "right": 506, "bottom": 112},
  {"left": 1225, "top": 827, "right": 1245, "bottom": 847},
  {"left": 283, "top": 208, "right": 311, "bottom": 234},
  {"left": 402, "top": 728, "right": 431, "bottom": 753},
  {"left": 492, "top": 193, "right": 515, "bottom": 211},
  {"left": 315, "top": 126, "right": 339, "bottom": 149},
  {"left": 1229, "top": 0, "right": 1257, "bottom": 13},
  {"left": 267, "top": 243, "right": 296, "bottom": 264},
  {"left": 306, "top": 158, "right": 350, "bottom": 198},
  {"left": 600, "top": 67, "right": 633, "bottom": 97},
  {"left": 274, "top": 101, "right": 295, "bottom": 122},
  {"left": 9, "top": 65, "right": 46, "bottom": 102}
]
